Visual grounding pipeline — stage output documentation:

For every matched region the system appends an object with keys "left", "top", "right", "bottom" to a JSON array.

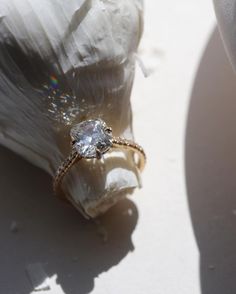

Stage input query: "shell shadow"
[
  {"left": 0, "top": 145, "right": 138, "bottom": 294},
  {"left": 185, "top": 28, "right": 236, "bottom": 294}
]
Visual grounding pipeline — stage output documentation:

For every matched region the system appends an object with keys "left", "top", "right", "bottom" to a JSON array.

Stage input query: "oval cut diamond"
[{"left": 70, "top": 119, "right": 112, "bottom": 158}]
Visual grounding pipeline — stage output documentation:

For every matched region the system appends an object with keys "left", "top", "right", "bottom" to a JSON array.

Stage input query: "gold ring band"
[{"left": 53, "top": 119, "right": 146, "bottom": 195}]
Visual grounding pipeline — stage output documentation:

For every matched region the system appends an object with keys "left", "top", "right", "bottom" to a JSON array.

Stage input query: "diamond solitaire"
[
  {"left": 54, "top": 118, "right": 146, "bottom": 202},
  {"left": 70, "top": 119, "right": 113, "bottom": 158}
]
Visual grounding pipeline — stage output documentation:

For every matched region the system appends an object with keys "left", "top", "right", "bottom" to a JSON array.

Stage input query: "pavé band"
[{"left": 53, "top": 119, "right": 146, "bottom": 195}]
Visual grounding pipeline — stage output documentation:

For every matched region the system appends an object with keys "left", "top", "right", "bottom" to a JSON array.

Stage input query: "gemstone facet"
[{"left": 70, "top": 119, "right": 113, "bottom": 158}]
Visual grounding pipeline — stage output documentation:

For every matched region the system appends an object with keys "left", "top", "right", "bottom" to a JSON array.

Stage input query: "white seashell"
[{"left": 0, "top": 0, "right": 144, "bottom": 218}]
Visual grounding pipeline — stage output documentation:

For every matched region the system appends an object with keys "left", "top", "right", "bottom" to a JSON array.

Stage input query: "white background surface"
[{"left": 1, "top": 1, "right": 236, "bottom": 294}]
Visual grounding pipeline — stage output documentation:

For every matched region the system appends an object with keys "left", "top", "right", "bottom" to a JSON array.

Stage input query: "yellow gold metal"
[
  {"left": 112, "top": 137, "right": 146, "bottom": 172},
  {"left": 53, "top": 131, "right": 146, "bottom": 196}
]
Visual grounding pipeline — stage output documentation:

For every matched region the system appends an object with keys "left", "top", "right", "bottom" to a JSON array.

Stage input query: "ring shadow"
[
  {"left": 0, "top": 145, "right": 138, "bottom": 294},
  {"left": 185, "top": 28, "right": 236, "bottom": 294}
]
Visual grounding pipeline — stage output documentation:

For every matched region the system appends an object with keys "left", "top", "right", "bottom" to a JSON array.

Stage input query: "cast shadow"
[
  {"left": 0, "top": 146, "right": 138, "bottom": 294},
  {"left": 185, "top": 28, "right": 236, "bottom": 294}
]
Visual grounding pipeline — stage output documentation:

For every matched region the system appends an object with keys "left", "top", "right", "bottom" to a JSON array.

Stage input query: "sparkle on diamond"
[{"left": 70, "top": 119, "right": 112, "bottom": 158}]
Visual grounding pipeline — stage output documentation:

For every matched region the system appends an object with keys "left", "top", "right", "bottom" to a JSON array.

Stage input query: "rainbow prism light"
[{"left": 50, "top": 75, "right": 59, "bottom": 89}]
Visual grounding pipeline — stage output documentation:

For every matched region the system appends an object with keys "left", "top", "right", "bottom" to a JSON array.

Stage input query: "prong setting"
[
  {"left": 71, "top": 139, "right": 77, "bottom": 146},
  {"left": 105, "top": 127, "right": 112, "bottom": 134},
  {"left": 96, "top": 148, "right": 103, "bottom": 159}
]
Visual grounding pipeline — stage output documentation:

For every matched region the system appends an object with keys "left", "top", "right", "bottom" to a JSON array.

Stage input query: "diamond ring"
[{"left": 53, "top": 118, "right": 146, "bottom": 195}]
